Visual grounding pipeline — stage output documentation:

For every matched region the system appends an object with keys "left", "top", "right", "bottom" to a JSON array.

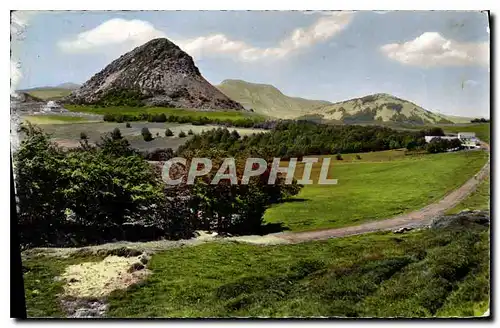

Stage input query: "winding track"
[{"left": 272, "top": 143, "right": 490, "bottom": 244}]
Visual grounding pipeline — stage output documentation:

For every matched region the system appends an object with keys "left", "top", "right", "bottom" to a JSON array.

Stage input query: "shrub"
[
  {"left": 178, "top": 131, "right": 187, "bottom": 138},
  {"left": 141, "top": 148, "right": 174, "bottom": 161},
  {"left": 165, "top": 128, "right": 174, "bottom": 137},
  {"left": 183, "top": 149, "right": 302, "bottom": 235},
  {"left": 141, "top": 127, "right": 153, "bottom": 142},
  {"left": 111, "top": 127, "right": 122, "bottom": 140}
]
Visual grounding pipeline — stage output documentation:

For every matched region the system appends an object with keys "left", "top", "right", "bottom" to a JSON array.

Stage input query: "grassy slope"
[
  {"left": 22, "top": 254, "right": 105, "bottom": 317},
  {"left": 265, "top": 151, "right": 488, "bottom": 231},
  {"left": 65, "top": 105, "right": 265, "bottom": 122},
  {"left": 23, "top": 88, "right": 73, "bottom": 100},
  {"left": 216, "top": 79, "right": 330, "bottom": 118},
  {"left": 310, "top": 93, "right": 456, "bottom": 124},
  {"left": 101, "top": 221, "right": 487, "bottom": 318},
  {"left": 446, "top": 176, "right": 490, "bottom": 215},
  {"left": 21, "top": 223, "right": 489, "bottom": 318},
  {"left": 440, "top": 123, "right": 490, "bottom": 144}
]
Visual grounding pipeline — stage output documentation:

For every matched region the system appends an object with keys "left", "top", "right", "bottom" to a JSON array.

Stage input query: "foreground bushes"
[{"left": 14, "top": 123, "right": 300, "bottom": 248}]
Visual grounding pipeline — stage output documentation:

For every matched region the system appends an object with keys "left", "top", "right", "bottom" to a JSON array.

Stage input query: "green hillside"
[
  {"left": 309, "top": 93, "right": 456, "bottom": 125},
  {"left": 216, "top": 79, "right": 331, "bottom": 118}
]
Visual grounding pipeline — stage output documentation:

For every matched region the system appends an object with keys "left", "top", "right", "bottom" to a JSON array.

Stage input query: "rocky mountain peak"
[{"left": 64, "top": 38, "right": 244, "bottom": 110}]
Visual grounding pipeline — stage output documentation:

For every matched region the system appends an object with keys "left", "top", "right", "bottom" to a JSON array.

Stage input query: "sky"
[{"left": 11, "top": 10, "right": 490, "bottom": 118}]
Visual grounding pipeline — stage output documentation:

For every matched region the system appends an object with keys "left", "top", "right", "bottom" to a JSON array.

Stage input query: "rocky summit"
[{"left": 64, "top": 38, "right": 245, "bottom": 110}]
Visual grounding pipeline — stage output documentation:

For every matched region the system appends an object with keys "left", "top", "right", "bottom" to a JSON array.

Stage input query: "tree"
[
  {"left": 111, "top": 127, "right": 122, "bottom": 140},
  {"left": 13, "top": 123, "right": 177, "bottom": 247},
  {"left": 141, "top": 127, "right": 153, "bottom": 142},
  {"left": 165, "top": 128, "right": 174, "bottom": 137},
  {"left": 179, "top": 148, "right": 302, "bottom": 235},
  {"left": 178, "top": 131, "right": 187, "bottom": 138},
  {"left": 14, "top": 123, "right": 67, "bottom": 247}
]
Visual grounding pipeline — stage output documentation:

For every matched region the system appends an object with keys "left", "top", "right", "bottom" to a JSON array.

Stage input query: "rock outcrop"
[{"left": 65, "top": 38, "right": 244, "bottom": 111}]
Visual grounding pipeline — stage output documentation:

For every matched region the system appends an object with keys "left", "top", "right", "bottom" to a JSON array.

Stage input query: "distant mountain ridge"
[
  {"left": 217, "top": 79, "right": 473, "bottom": 125},
  {"left": 309, "top": 93, "right": 457, "bottom": 125},
  {"left": 216, "top": 79, "right": 330, "bottom": 118}
]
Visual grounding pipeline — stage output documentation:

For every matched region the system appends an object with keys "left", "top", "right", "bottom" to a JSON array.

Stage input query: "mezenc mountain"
[
  {"left": 309, "top": 93, "right": 456, "bottom": 125},
  {"left": 64, "top": 38, "right": 245, "bottom": 110},
  {"left": 216, "top": 79, "right": 331, "bottom": 118}
]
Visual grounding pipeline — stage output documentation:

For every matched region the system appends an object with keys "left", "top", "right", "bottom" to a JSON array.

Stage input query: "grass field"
[
  {"left": 21, "top": 216, "right": 488, "bottom": 318},
  {"left": 66, "top": 105, "right": 265, "bottom": 121},
  {"left": 264, "top": 151, "right": 488, "bottom": 231},
  {"left": 440, "top": 123, "right": 490, "bottom": 144},
  {"left": 32, "top": 122, "right": 266, "bottom": 151},
  {"left": 446, "top": 176, "right": 490, "bottom": 215},
  {"left": 22, "top": 115, "right": 98, "bottom": 125}
]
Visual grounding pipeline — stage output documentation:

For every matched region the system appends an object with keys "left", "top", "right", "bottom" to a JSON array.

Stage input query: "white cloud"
[
  {"left": 58, "top": 18, "right": 166, "bottom": 53},
  {"left": 11, "top": 11, "right": 37, "bottom": 39},
  {"left": 463, "top": 79, "right": 479, "bottom": 87},
  {"left": 380, "top": 32, "right": 489, "bottom": 67},
  {"left": 10, "top": 60, "right": 22, "bottom": 95},
  {"left": 59, "top": 13, "right": 354, "bottom": 62},
  {"left": 179, "top": 12, "right": 354, "bottom": 61},
  {"left": 11, "top": 11, "right": 38, "bottom": 95}
]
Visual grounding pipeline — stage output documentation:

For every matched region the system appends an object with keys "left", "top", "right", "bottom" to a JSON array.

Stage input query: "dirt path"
[{"left": 274, "top": 150, "right": 490, "bottom": 243}]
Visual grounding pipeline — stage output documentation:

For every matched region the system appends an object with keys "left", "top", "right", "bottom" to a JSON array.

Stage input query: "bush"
[
  {"left": 111, "top": 127, "right": 122, "bottom": 140},
  {"left": 141, "top": 148, "right": 174, "bottom": 161},
  {"left": 182, "top": 149, "right": 302, "bottom": 235},
  {"left": 126, "top": 122, "right": 131, "bottom": 128},
  {"left": 178, "top": 131, "right": 187, "bottom": 138},
  {"left": 165, "top": 128, "right": 174, "bottom": 137},
  {"left": 79, "top": 132, "right": 88, "bottom": 140},
  {"left": 426, "top": 138, "right": 462, "bottom": 154},
  {"left": 141, "top": 127, "right": 153, "bottom": 142},
  {"left": 13, "top": 123, "right": 185, "bottom": 248}
]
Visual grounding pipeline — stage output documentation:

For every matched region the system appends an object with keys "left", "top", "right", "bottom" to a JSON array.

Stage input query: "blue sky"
[{"left": 11, "top": 10, "right": 490, "bottom": 118}]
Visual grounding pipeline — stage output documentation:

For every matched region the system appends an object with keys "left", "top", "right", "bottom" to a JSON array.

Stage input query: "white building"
[
  {"left": 424, "top": 136, "right": 457, "bottom": 143},
  {"left": 424, "top": 132, "right": 480, "bottom": 150},
  {"left": 458, "top": 132, "right": 476, "bottom": 140},
  {"left": 41, "top": 101, "right": 66, "bottom": 113}
]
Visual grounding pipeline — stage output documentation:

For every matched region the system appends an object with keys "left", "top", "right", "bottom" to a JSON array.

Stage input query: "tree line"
[{"left": 177, "top": 121, "right": 436, "bottom": 159}]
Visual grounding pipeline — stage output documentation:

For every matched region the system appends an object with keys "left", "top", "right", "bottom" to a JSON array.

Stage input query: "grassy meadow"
[
  {"left": 264, "top": 150, "right": 488, "bottom": 231},
  {"left": 24, "top": 88, "right": 73, "bottom": 100},
  {"left": 66, "top": 105, "right": 265, "bottom": 121},
  {"left": 22, "top": 115, "right": 98, "bottom": 125},
  {"left": 22, "top": 216, "right": 488, "bottom": 318},
  {"left": 446, "top": 176, "right": 490, "bottom": 215},
  {"left": 440, "top": 123, "right": 490, "bottom": 144}
]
